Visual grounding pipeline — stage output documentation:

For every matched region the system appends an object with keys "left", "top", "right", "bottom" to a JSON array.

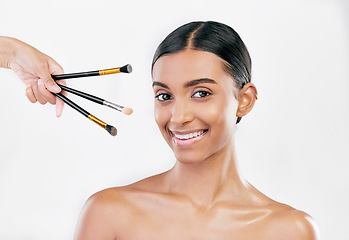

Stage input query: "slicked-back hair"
[{"left": 151, "top": 21, "right": 252, "bottom": 124}]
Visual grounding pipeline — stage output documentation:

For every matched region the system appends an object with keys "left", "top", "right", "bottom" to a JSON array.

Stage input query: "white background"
[{"left": 0, "top": 0, "right": 348, "bottom": 239}]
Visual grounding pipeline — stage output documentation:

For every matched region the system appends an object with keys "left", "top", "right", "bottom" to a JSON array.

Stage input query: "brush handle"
[
  {"left": 57, "top": 84, "right": 104, "bottom": 105},
  {"left": 51, "top": 64, "right": 131, "bottom": 81},
  {"left": 52, "top": 92, "right": 90, "bottom": 118},
  {"left": 52, "top": 92, "right": 115, "bottom": 136},
  {"left": 52, "top": 71, "right": 100, "bottom": 80}
]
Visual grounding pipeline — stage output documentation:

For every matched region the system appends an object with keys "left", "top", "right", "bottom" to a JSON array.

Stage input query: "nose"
[{"left": 170, "top": 100, "right": 194, "bottom": 126}]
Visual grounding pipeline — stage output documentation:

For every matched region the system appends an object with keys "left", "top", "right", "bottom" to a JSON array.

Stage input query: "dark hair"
[{"left": 151, "top": 21, "right": 252, "bottom": 124}]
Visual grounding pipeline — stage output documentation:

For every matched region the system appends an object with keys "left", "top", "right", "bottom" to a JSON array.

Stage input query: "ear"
[{"left": 236, "top": 83, "right": 258, "bottom": 118}]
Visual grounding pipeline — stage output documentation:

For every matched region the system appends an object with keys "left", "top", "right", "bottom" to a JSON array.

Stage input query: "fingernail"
[{"left": 52, "top": 85, "right": 61, "bottom": 93}]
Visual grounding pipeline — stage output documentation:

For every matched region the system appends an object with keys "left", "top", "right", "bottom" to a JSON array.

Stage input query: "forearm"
[{"left": 0, "top": 36, "right": 20, "bottom": 69}]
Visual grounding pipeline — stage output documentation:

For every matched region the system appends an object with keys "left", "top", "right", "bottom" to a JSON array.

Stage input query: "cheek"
[
  {"left": 200, "top": 96, "right": 237, "bottom": 121},
  {"left": 196, "top": 104, "right": 222, "bottom": 124},
  {"left": 194, "top": 96, "right": 238, "bottom": 134},
  {"left": 154, "top": 105, "right": 162, "bottom": 127},
  {"left": 154, "top": 104, "right": 170, "bottom": 132}
]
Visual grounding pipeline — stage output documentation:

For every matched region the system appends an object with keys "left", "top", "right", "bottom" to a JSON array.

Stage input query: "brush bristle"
[
  {"left": 120, "top": 64, "right": 132, "bottom": 73},
  {"left": 122, "top": 107, "right": 133, "bottom": 115},
  {"left": 106, "top": 125, "right": 117, "bottom": 136}
]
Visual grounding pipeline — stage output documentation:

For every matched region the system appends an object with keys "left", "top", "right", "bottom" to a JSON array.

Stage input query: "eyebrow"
[
  {"left": 152, "top": 78, "right": 217, "bottom": 89},
  {"left": 184, "top": 78, "right": 217, "bottom": 88},
  {"left": 152, "top": 81, "right": 169, "bottom": 89}
]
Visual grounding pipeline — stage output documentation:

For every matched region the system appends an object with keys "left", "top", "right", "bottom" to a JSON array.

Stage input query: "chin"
[
  {"left": 173, "top": 151, "right": 208, "bottom": 165},
  {"left": 170, "top": 141, "right": 215, "bottom": 165}
]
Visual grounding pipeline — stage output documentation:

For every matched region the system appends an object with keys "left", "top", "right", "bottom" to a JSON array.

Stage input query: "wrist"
[{"left": 0, "top": 36, "right": 19, "bottom": 69}]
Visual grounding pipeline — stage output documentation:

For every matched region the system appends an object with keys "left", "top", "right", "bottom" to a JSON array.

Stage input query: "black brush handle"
[
  {"left": 57, "top": 84, "right": 104, "bottom": 105},
  {"left": 52, "top": 70, "right": 100, "bottom": 80},
  {"left": 52, "top": 92, "right": 90, "bottom": 118}
]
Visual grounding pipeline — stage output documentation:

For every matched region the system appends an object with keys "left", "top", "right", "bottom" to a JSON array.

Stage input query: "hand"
[{"left": 6, "top": 38, "right": 66, "bottom": 117}]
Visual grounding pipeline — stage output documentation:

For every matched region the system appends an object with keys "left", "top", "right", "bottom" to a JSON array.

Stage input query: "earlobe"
[{"left": 236, "top": 83, "right": 257, "bottom": 118}]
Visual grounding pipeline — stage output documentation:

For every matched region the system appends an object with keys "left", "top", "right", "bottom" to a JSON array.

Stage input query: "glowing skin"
[
  {"left": 74, "top": 49, "right": 320, "bottom": 240},
  {"left": 152, "top": 49, "right": 239, "bottom": 165}
]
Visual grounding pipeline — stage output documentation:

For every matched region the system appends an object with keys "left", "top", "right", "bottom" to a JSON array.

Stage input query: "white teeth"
[{"left": 174, "top": 131, "right": 204, "bottom": 140}]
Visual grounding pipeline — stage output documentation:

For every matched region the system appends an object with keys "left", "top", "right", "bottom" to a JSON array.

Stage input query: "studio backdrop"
[{"left": 0, "top": 0, "right": 348, "bottom": 239}]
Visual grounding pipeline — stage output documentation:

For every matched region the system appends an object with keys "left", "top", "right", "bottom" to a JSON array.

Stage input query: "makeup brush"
[
  {"left": 51, "top": 64, "right": 132, "bottom": 81},
  {"left": 52, "top": 92, "right": 117, "bottom": 136},
  {"left": 56, "top": 83, "right": 133, "bottom": 115}
]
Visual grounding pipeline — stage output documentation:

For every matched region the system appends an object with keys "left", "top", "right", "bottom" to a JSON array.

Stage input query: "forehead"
[{"left": 152, "top": 49, "right": 231, "bottom": 85}]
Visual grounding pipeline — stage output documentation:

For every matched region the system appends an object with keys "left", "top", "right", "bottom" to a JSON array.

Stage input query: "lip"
[{"left": 169, "top": 129, "right": 208, "bottom": 146}]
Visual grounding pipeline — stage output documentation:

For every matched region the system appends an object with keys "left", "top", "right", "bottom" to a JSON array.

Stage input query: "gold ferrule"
[
  {"left": 99, "top": 68, "right": 121, "bottom": 75},
  {"left": 88, "top": 115, "right": 107, "bottom": 129}
]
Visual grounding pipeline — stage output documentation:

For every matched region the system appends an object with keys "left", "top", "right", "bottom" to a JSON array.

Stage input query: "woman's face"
[{"left": 152, "top": 49, "right": 239, "bottom": 164}]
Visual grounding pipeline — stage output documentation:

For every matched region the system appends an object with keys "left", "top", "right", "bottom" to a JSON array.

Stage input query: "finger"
[
  {"left": 55, "top": 79, "right": 66, "bottom": 117},
  {"left": 47, "top": 56, "right": 65, "bottom": 97},
  {"left": 47, "top": 55, "right": 64, "bottom": 75},
  {"left": 31, "top": 81, "right": 47, "bottom": 105},
  {"left": 36, "top": 61, "right": 61, "bottom": 93},
  {"left": 25, "top": 86, "right": 37, "bottom": 103},
  {"left": 38, "top": 79, "right": 56, "bottom": 105},
  {"left": 55, "top": 98, "right": 65, "bottom": 118},
  {"left": 56, "top": 79, "right": 66, "bottom": 87}
]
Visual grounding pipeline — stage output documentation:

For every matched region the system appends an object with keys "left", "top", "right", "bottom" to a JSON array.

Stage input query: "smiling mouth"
[{"left": 169, "top": 129, "right": 208, "bottom": 146}]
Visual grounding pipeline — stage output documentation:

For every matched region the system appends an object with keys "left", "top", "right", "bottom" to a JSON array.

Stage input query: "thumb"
[
  {"left": 36, "top": 62, "right": 61, "bottom": 93},
  {"left": 38, "top": 64, "right": 61, "bottom": 93}
]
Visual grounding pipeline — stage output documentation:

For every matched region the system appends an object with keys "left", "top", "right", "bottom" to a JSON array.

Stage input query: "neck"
[{"left": 164, "top": 139, "right": 248, "bottom": 208}]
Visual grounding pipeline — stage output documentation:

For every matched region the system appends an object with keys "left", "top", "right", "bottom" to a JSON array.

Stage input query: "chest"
[{"left": 116, "top": 205, "right": 269, "bottom": 240}]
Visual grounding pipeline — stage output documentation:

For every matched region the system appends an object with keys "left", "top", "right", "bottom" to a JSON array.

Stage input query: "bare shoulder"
[
  {"left": 73, "top": 187, "right": 137, "bottom": 240},
  {"left": 265, "top": 203, "right": 320, "bottom": 240},
  {"left": 87, "top": 187, "right": 131, "bottom": 211},
  {"left": 74, "top": 174, "right": 167, "bottom": 240},
  {"left": 81, "top": 172, "right": 166, "bottom": 212}
]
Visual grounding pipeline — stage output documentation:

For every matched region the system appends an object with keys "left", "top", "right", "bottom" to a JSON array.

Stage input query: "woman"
[{"left": 74, "top": 21, "right": 319, "bottom": 239}]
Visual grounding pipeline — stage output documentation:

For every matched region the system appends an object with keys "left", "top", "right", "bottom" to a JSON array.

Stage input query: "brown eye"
[
  {"left": 192, "top": 90, "right": 211, "bottom": 98},
  {"left": 155, "top": 93, "right": 173, "bottom": 101}
]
